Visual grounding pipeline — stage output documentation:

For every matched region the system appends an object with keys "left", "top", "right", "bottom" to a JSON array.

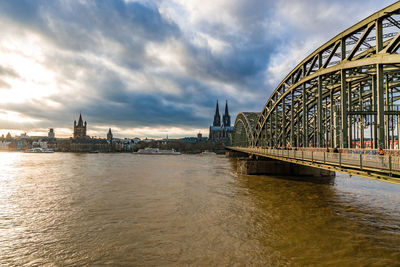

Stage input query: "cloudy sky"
[{"left": 0, "top": 0, "right": 397, "bottom": 138}]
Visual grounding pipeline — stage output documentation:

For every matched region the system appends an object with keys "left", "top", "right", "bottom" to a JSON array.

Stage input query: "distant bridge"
[{"left": 229, "top": 2, "right": 400, "bottom": 184}]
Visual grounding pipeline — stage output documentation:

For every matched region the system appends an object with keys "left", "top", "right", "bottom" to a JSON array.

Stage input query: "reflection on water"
[{"left": 0, "top": 152, "right": 399, "bottom": 265}]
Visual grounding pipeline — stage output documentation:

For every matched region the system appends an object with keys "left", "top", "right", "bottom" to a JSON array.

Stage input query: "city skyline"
[
  {"left": 0, "top": 0, "right": 397, "bottom": 138},
  {"left": 1, "top": 109, "right": 216, "bottom": 140}
]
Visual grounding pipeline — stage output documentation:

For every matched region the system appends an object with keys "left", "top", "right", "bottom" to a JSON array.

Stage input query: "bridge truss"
[{"left": 233, "top": 2, "right": 400, "bottom": 150}]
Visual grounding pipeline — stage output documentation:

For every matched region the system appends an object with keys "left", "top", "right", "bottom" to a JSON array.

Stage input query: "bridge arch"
[
  {"left": 252, "top": 2, "right": 400, "bottom": 150},
  {"left": 232, "top": 112, "right": 260, "bottom": 147}
]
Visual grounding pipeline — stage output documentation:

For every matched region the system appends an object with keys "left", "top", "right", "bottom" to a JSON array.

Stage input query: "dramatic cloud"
[{"left": 0, "top": 0, "right": 397, "bottom": 138}]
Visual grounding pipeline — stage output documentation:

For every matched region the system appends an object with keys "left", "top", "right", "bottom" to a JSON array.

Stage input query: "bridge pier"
[
  {"left": 236, "top": 158, "right": 334, "bottom": 178},
  {"left": 225, "top": 150, "right": 249, "bottom": 158}
]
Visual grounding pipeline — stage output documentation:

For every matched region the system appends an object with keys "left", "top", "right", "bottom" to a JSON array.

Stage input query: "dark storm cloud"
[
  {"left": 64, "top": 72, "right": 215, "bottom": 127},
  {"left": 86, "top": 94, "right": 208, "bottom": 127},
  {"left": 0, "top": 0, "right": 179, "bottom": 45},
  {"left": 173, "top": 0, "right": 277, "bottom": 93},
  {"left": 0, "top": 0, "right": 180, "bottom": 66},
  {"left": 0, "top": 0, "right": 398, "bottom": 136},
  {"left": 0, "top": 0, "right": 275, "bottom": 115}
]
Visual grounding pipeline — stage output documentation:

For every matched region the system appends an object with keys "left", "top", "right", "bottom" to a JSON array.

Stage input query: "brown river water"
[{"left": 0, "top": 152, "right": 399, "bottom": 266}]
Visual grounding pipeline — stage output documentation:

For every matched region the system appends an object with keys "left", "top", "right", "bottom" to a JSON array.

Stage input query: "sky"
[{"left": 0, "top": 0, "right": 398, "bottom": 139}]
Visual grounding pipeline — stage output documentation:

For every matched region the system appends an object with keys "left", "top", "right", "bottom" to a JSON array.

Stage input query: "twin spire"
[
  {"left": 223, "top": 100, "right": 230, "bottom": 127},
  {"left": 213, "top": 100, "right": 230, "bottom": 127}
]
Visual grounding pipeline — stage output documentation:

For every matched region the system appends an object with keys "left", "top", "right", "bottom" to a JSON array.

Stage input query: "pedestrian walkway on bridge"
[{"left": 228, "top": 146, "right": 400, "bottom": 185}]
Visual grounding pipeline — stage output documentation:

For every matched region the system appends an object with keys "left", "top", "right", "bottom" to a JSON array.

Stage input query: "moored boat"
[
  {"left": 135, "top": 147, "right": 181, "bottom": 155},
  {"left": 25, "top": 148, "right": 54, "bottom": 153},
  {"left": 201, "top": 150, "right": 216, "bottom": 155}
]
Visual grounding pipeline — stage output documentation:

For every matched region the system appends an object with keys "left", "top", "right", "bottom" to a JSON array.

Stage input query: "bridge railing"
[{"left": 231, "top": 147, "right": 400, "bottom": 175}]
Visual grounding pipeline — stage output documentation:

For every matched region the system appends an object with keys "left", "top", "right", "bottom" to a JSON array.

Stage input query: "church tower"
[
  {"left": 107, "top": 128, "right": 113, "bottom": 140},
  {"left": 222, "top": 100, "right": 231, "bottom": 127},
  {"left": 213, "top": 100, "right": 221, "bottom": 126},
  {"left": 209, "top": 99, "right": 233, "bottom": 145},
  {"left": 73, "top": 113, "right": 87, "bottom": 139}
]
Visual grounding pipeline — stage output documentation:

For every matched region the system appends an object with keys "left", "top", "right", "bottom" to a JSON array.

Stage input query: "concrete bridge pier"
[
  {"left": 236, "top": 158, "right": 335, "bottom": 178},
  {"left": 225, "top": 150, "right": 249, "bottom": 158}
]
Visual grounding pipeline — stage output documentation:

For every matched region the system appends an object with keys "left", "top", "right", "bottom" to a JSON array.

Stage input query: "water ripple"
[{"left": 0, "top": 153, "right": 399, "bottom": 265}]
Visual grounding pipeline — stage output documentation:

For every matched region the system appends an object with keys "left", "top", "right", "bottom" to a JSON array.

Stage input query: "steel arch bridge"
[
  {"left": 232, "top": 2, "right": 400, "bottom": 150},
  {"left": 232, "top": 112, "right": 260, "bottom": 147}
]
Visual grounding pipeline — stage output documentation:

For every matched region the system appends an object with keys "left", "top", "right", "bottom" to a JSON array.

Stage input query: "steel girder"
[{"left": 234, "top": 2, "right": 400, "bottom": 149}]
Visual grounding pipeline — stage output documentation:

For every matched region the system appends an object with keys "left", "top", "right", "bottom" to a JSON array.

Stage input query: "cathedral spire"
[
  {"left": 223, "top": 100, "right": 231, "bottom": 127},
  {"left": 213, "top": 100, "right": 221, "bottom": 126}
]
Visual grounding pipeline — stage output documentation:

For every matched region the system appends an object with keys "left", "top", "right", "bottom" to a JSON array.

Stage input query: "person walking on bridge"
[{"left": 378, "top": 147, "right": 385, "bottom": 167}]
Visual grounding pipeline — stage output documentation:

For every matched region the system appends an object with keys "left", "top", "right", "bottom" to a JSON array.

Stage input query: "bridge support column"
[
  {"left": 236, "top": 158, "right": 335, "bottom": 178},
  {"left": 348, "top": 82, "right": 352, "bottom": 148},
  {"left": 377, "top": 64, "right": 385, "bottom": 149},
  {"left": 225, "top": 151, "right": 249, "bottom": 158},
  {"left": 372, "top": 76, "right": 378, "bottom": 149},
  {"left": 340, "top": 69, "right": 348, "bottom": 148},
  {"left": 303, "top": 82, "right": 308, "bottom": 147},
  {"left": 289, "top": 164, "right": 335, "bottom": 178},
  {"left": 330, "top": 89, "right": 334, "bottom": 148},
  {"left": 317, "top": 73, "right": 323, "bottom": 147},
  {"left": 282, "top": 99, "right": 286, "bottom": 147}
]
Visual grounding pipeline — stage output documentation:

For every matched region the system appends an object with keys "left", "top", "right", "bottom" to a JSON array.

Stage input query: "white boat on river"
[
  {"left": 201, "top": 150, "right": 216, "bottom": 155},
  {"left": 135, "top": 147, "right": 181, "bottom": 155},
  {"left": 25, "top": 148, "right": 54, "bottom": 153}
]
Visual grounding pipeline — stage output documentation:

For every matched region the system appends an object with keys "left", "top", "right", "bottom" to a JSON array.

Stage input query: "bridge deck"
[{"left": 228, "top": 147, "right": 400, "bottom": 185}]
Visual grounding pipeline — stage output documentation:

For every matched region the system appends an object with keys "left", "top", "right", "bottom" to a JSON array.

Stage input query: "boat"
[
  {"left": 201, "top": 150, "right": 216, "bottom": 155},
  {"left": 25, "top": 148, "right": 54, "bottom": 153},
  {"left": 135, "top": 147, "right": 181, "bottom": 155}
]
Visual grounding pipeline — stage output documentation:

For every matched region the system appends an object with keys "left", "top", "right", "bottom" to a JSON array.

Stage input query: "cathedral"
[
  {"left": 73, "top": 113, "right": 87, "bottom": 139},
  {"left": 209, "top": 100, "right": 233, "bottom": 145}
]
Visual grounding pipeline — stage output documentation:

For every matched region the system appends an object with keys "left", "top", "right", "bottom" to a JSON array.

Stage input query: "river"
[{"left": 0, "top": 152, "right": 399, "bottom": 266}]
